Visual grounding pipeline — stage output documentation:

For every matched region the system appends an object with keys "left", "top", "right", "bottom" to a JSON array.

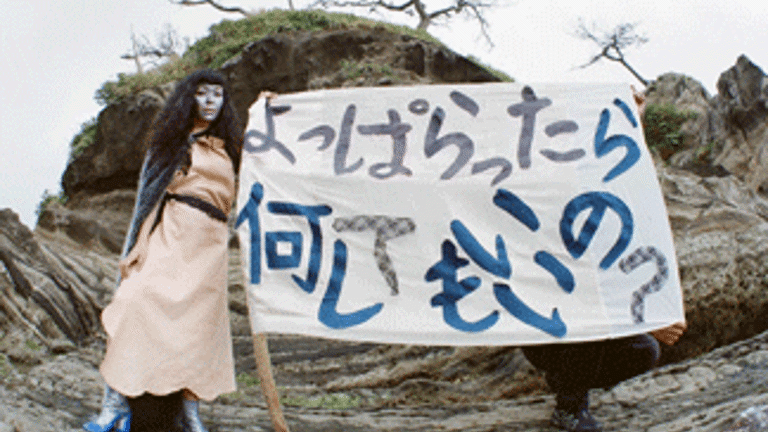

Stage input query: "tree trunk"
[{"left": 620, "top": 58, "right": 648, "bottom": 86}]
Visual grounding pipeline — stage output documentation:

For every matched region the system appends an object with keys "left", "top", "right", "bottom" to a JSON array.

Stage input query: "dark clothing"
[{"left": 522, "top": 334, "right": 660, "bottom": 411}]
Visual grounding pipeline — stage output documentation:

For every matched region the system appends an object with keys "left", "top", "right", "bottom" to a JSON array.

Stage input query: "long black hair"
[{"left": 145, "top": 69, "right": 243, "bottom": 173}]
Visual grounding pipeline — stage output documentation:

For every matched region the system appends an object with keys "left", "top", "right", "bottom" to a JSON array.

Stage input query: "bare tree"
[
  {"left": 311, "top": 0, "right": 498, "bottom": 45},
  {"left": 575, "top": 19, "right": 649, "bottom": 86},
  {"left": 171, "top": 0, "right": 251, "bottom": 15},
  {"left": 121, "top": 25, "right": 187, "bottom": 73}
]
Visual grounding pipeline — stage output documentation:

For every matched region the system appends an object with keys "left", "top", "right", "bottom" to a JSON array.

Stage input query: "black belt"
[
  {"left": 166, "top": 193, "right": 228, "bottom": 222},
  {"left": 150, "top": 193, "right": 228, "bottom": 233}
]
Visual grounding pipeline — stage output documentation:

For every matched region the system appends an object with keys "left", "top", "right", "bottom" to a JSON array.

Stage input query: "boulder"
[
  {"left": 646, "top": 55, "right": 768, "bottom": 184},
  {"left": 658, "top": 165, "right": 768, "bottom": 362},
  {"left": 645, "top": 72, "right": 719, "bottom": 172},
  {"left": 219, "top": 27, "right": 500, "bottom": 123},
  {"left": 711, "top": 55, "right": 768, "bottom": 191},
  {"left": 61, "top": 83, "right": 175, "bottom": 199},
  {"left": 60, "top": 27, "right": 500, "bottom": 206},
  {"left": 36, "top": 189, "right": 136, "bottom": 254}
]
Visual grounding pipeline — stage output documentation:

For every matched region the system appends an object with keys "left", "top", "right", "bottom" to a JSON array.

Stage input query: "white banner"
[{"left": 236, "top": 83, "right": 684, "bottom": 346}]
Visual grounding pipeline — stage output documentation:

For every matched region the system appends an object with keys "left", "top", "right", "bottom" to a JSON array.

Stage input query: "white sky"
[{"left": 1, "top": 0, "right": 766, "bottom": 228}]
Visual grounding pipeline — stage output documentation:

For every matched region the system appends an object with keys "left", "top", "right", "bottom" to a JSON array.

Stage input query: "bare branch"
[
  {"left": 458, "top": 1, "right": 493, "bottom": 47},
  {"left": 574, "top": 19, "right": 649, "bottom": 86},
  {"left": 121, "top": 24, "right": 185, "bottom": 73},
  {"left": 172, "top": 0, "right": 250, "bottom": 16},
  {"left": 311, "top": 0, "right": 415, "bottom": 12},
  {"left": 311, "top": 0, "right": 497, "bottom": 45}
]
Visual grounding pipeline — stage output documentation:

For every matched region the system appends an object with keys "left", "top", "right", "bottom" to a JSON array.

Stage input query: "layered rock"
[
  {"left": 3, "top": 21, "right": 768, "bottom": 432},
  {"left": 658, "top": 165, "right": 768, "bottom": 362},
  {"left": 1, "top": 326, "right": 766, "bottom": 431},
  {"left": 712, "top": 55, "right": 768, "bottom": 190},
  {"left": 33, "top": 28, "right": 768, "bottom": 369},
  {"left": 648, "top": 55, "right": 768, "bottom": 185},
  {"left": 0, "top": 209, "right": 109, "bottom": 345}
]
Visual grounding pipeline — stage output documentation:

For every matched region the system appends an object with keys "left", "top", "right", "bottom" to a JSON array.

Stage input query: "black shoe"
[{"left": 550, "top": 407, "right": 603, "bottom": 432}]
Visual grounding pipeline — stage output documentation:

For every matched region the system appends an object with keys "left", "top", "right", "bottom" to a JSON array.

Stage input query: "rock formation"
[
  {"left": 649, "top": 55, "right": 768, "bottom": 186},
  {"left": 657, "top": 165, "right": 768, "bottom": 362},
  {"left": 2, "top": 23, "right": 768, "bottom": 432}
]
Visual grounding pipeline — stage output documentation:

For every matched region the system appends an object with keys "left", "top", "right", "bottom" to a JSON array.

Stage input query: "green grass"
[
  {"left": 95, "top": 9, "right": 444, "bottom": 105},
  {"left": 236, "top": 372, "right": 261, "bottom": 387},
  {"left": 24, "top": 339, "right": 42, "bottom": 351},
  {"left": 466, "top": 55, "right": 513, "bottom": 82},
  {"left": 339, "top": 59, "right": 395, "bottom": 81},
  {"left": 642, "top": 103, "right": 699, "bottom": 154},
  {"left": 35, "top": 189, "right": 67, "bottom": 219},
  {"left": 0, "top": 355, "right": 12, "bottom": 380},
  {"left": 69, "top": 117, "right": 98, "bottom": 160}
]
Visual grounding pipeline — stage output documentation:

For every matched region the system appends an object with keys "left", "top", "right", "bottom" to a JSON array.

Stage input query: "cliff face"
[
  {"left": 53, "top": 27, "right": 500, "bottom": 258},
  {"left": 649, "top": 55, "right": 768, "bottom": 186},
  {"left": 1, "top": 25, "right": 768, "bottom": 432},
  {"left": 60, "top": 27, "right": 500, "bottom": 204}
]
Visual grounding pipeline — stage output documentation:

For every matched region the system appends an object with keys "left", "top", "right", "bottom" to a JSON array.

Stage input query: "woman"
[{"left": 84, "top": 69, "right": 244, "bottom": 432}]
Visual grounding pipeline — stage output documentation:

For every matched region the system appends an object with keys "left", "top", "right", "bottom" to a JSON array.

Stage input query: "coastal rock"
[
  {"left": 0, "top": 209, "right": 111, "bottom": 345},
  {"left": 59, "top": 27, "right": 500, "bottom": 205},
  {"left": 0, "top": 326, "right": 765, "bottom": 431},
  {"left": 658, "top": 165, "right": 768, "bottom": 362},
  {"left": 219, "top": 27, "right": 499, "bottom": 123},
  {"left": 725, "top": 404, "right": 768, "bottom": 431},
  {"left": 711, "top": 55, "right": 768, "bottom": 191},
  {"left": 7, "top": 20, "right": 768, "bottom": 432},
  {"left": 61, "top": 86, "right": 173, "bottom": 199},
  {"left": 646, "top": 55, "right": 768, "bottom": 186},
  {"left": 37, "top": 190, "right": 135, "bottom": 254}
]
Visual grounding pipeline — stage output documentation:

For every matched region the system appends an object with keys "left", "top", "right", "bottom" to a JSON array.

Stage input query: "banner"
[{"left": 236, "top": 83, "right": 684, "bottom": 346}]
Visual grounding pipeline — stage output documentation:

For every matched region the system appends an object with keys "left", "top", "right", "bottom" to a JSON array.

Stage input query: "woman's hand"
[
  {"left": 632, "top": 85, "right": 647, "bottom": 118},
  {"left": 118, "top": 249, "right": 145, "bottom": 280},
  {"left": 651, "top": 321, "right": 687, "bottom": 346},
  {"left": 258, "top": 90, "right": 278, "bottom": 102}
]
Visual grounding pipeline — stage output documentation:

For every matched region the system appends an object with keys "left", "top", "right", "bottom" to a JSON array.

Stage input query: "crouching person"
[{"left": 522, "top": 323, "right": 686, "bottom": 432}]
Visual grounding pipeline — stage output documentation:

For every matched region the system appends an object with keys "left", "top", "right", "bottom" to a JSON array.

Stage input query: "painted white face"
[{"left": 195, "top": 83, "right": 224, "bottom": 122}]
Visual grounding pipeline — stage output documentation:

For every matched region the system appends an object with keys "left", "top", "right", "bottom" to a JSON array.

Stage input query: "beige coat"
[{"left": 100, "top": 136, "right": 236, "bottom": 401}]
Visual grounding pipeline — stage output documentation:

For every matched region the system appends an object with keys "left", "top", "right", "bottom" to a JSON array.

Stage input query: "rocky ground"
[
  {"left": 3, "top": 24, "right": 768, "bottom": 432},
  {"left": 1, "top": 319, "right": 767, "bottom": 431}
]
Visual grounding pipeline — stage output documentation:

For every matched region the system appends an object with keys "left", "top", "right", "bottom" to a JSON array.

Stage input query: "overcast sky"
[{"left": 2, "top": 0, "right": 766, "bottom": 228}]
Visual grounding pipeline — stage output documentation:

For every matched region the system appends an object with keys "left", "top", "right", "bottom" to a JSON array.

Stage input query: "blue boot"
[
  {"left": 83, "top": 385, "right": 131, "bottom": 432},
  {"left": 181, "top": 399, "right": 208, "bottom": 432}
]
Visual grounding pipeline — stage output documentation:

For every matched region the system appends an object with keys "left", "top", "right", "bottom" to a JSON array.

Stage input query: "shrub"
[
  {"left": 466, "top": 55, "right": 513, "bottom": 82},
  {"left": 94, "top": 9, "right": 443, "bottom": 106},
  {"left": 69, "top": 117, "right": 98, "bottom": 160},
  {"left": 339, "top": 59, "right": 394, "bottom": 81},
  {"left": 642, "top": 103, "right": 699, "bottom": 155},
  {"left": 36, "top": 189, "right": 67, "bottom": 219}
]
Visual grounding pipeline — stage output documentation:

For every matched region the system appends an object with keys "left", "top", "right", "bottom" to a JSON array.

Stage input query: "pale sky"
[{"left": 2, "top": 0, "right": 766, "bottom": 228}]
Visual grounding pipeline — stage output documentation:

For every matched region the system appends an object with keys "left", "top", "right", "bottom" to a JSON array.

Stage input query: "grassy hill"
[{"left": 94, "top": 9, "right": 456, "bottom": 106}]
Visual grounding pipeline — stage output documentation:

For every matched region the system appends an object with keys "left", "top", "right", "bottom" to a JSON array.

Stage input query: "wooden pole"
[{"left": 252, "top": 333, "right": 290, "bottom": 432}]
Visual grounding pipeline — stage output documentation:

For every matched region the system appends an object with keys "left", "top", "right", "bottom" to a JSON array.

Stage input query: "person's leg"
[
  {"left": 181, "top": 389, "right": 208, "bottom": 432},
  {"left": 83, "top": 384, "right": 131, "bottom": 432},
  {"left": 521, "top": 334, "right": 660, "bottom": 432},
  {"left": 126, "top": 391, "right": 183, "bottom": 432},
  {"left": 522, "top": 343, "right": 605, "bottom": 432},
  {"left": 589, "top": 334, "right": 660, "bottom": 390}
]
